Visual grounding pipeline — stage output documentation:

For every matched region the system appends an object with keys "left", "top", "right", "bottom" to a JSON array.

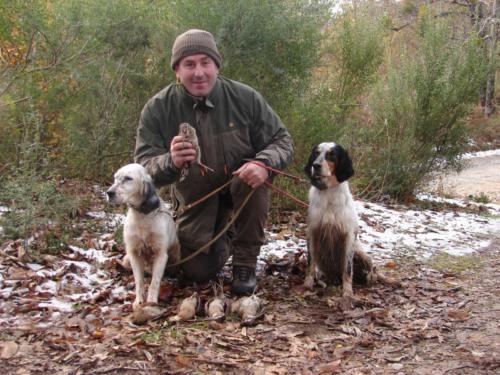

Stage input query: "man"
[{"left": 134, "top": 29, "right": 293, "bottom": 295}]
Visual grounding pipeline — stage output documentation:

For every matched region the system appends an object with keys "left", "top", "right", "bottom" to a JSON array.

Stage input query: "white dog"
[{"left": 107, "top": 163, "right": 179, "bottom": 311}]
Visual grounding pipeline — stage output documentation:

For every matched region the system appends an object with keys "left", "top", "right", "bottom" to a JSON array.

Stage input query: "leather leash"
[
  {"left": 174, "top": 178, "right": 233, "bottom": 218},
  {"left": 166, "top": 162, "right": 308, "bottom": 268},
  {"left": 248, "top": 161, "right": 309, "bottom": 208},
  {"left": 166, "top": 186, "right": 255, "bottom": 268}
]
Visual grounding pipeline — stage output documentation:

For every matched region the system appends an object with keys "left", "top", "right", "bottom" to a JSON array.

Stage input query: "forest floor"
[{"left": 1, "top": 150, "right": 499, "bottom": 374}]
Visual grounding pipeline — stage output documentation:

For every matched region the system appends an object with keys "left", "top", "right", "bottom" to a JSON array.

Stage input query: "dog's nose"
[
  {"left": 106, "top": 190, "right": 115, "bottom": 200},
  {"left": 312, "top": 163, "right": 322, "bottom": 171}
]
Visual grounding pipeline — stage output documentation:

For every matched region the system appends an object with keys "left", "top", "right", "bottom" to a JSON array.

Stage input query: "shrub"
[
  {"left": 359, "top": 17, "right": 487, "bottom": 200},
  {"left": 289, "top": 6, "right": 387, "bottom": 177},
  {"left": 0, "top": 172, "right": 82, "bottom": 250}
]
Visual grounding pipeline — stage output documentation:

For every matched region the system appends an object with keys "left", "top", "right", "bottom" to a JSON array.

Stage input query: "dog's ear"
[
  {"left": 334, "top": 145, "right": 354, "bottom": 183},
  {"left": 140, "top": 179, "right": 160, "bottom": 214},
  {"left": 304, "top": 145, "right": 318, "bottom": 180}
]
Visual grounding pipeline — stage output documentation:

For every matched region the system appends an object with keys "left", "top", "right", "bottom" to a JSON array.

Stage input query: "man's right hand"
[{"left": 170, "top": 136, "right": 196, "bottom": 170}]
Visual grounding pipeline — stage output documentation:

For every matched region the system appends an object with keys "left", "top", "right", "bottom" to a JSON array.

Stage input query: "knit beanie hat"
[{"left": 171, "top": 29, "right": 222, "bottom": 70}]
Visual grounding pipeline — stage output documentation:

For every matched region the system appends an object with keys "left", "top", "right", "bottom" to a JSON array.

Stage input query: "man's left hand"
[{"left": 233, "top": 161, "right": 268, "bottom": 189}]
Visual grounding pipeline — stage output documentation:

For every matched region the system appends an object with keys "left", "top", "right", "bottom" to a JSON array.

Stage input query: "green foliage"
[
  {"left": 170, "top": 0, "right": 331, "bottom": 114},
  {"left": 1, "top": 0, "right": 329, "bottom": 180},
  {"left": 0, "top": 172, "right": 81, "bottom": 245},
  {"left": 290, "top": 7, "right": 387, "bottom": 167},
  {"left": 468, "top": 192, "right": 491, "bottom": 204},
  {"left": 0, "top": 0, "right": 494, "bottom": 239},
  {"left": 401, "top": 0, "right": 418, "bottom": 15},
  {"left": 360, "top": 17, "right": 487, "bottom": 199}
]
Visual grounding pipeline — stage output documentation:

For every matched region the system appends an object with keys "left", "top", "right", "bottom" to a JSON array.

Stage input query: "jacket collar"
[{"left": 177, "top": 77, "right": 221, "bottom": 110}]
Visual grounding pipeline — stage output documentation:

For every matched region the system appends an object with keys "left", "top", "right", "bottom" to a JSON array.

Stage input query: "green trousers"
[{"left": 178, "top": 177, "right": 270, "bottom": 283}]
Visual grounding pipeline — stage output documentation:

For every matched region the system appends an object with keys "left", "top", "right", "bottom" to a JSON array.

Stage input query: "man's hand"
[
  {"left": 171, "top": 136, "right": 197, "bottom": 170},
  {"left": 233, "top": 161, "right": 268, "bottom": 189}
]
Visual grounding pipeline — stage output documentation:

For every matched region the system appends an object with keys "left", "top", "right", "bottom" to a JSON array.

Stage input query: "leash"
[
  {"left": 248, "top": 161, "right": 309, "bottom": 208},
  {"left": 263, "top": 180, "right": 309, "bottom": 208},
  {"left": 166, "top": 187, "right": 255, "bottom": 268},
  {"left": 167, "top": 161, "right": 308, "bottom": 268},
  {"left": 246, "top": 160, "right": 309, "bottom": 184},
  {"left": 174, "top": 178, "right": 233, "bottom": 217}
]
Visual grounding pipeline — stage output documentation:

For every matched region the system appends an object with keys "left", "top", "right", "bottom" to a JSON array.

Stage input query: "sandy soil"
[{"left": 427, "top": 154, "right": 500, "bottom": 203}]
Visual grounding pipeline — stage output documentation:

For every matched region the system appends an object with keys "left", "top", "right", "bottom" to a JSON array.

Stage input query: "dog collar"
[{"left": 132, "top": 199, "right": 161, "bottom": 215}]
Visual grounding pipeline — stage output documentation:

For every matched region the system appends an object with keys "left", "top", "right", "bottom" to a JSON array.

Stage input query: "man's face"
[{"left": 175, "top": 54, "right": 219, "bottom": 97}]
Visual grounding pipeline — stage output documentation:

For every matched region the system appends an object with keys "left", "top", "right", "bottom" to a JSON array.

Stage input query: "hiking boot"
[{"left": 231, "top": 265, "right": 256, "bottom": 295}]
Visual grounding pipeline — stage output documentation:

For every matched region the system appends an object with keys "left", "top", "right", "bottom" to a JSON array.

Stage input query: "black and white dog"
[{"left": 303, "top": 142, "right": 395, "bottom": 308}]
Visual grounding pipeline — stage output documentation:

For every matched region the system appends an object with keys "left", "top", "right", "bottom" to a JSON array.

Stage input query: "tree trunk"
[{"left": 485, "top": 0, "right": 498, "bottom": 117}]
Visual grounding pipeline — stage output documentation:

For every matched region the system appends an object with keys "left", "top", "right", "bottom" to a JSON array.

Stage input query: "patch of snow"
[
  {"left": 86, "top": 211, "right": 125, "bottom": 229},
  {"left": 69, "top": 245, "right": 112, "bottom": 264},
  {"left": 36, "top": 265, "right": 66, "bottom": 278},
  {"left": 258, "top": 196, "right": 499, "bottom": 266},
  {"left": 260, "top": 237, "right": 307, "bottom": 261},
  {"left": 111, "top": 286, "right": 127, "bottom": 297},
  {"left": 26, "top": 263, "right": 45, "bottom": 272},
  {"left": 355, "top": 200, "right": 499, "bottom": 259},
  {"left": 461, "top": 149, "right": 500, "bottom": 160},
  {"left": 36, "top": 280, "right": 59, "bottom": 294},
  {"left": 38, "top": 299, "right": 76, "bottom": 313},
  {"left": 416, "top": 192, "right": 500, "bottom": 213}
]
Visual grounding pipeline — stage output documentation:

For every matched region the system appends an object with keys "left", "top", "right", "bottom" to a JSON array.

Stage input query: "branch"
[
  {"left": 25, "top": 38, "right": 92, "bottom": 73},
  {"left": 0, "top": 96, "right": 32, "bottom": 107},
  {"left": 92, "top": 151, "right": 132, "bottom": 165}
]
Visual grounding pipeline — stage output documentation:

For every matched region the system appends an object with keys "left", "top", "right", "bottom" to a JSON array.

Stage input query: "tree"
[{"left": 484, "top": 0, "right": 498, "bottom": 116}]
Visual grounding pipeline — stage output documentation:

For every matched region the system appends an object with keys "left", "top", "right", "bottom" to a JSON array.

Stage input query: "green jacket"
[{"left": 134, "top": 76, "right": 293, "bottom": 249}]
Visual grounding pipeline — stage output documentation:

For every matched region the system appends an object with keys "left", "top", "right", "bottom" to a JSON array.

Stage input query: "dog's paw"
[
  {"left": 340, "top": 296, "right": 353, "bottom": 311},
  {"left": 303, "top": 275, "right": 315, "bottom": 291},
  {"left": 132, "top": 299, "right": 144, "bottom": 312}
]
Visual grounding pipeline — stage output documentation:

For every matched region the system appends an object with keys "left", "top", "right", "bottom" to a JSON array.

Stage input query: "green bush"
[
  {"left": 0, "top": 172, "right": 82, "bottom": 248},
  {"left": 1, "top": 0, "right": 330, "bottom": 181},
  {"left": 358, "top": 17, "right": 487, "bottom": 200},
  {"left": 0, "top": 0, "right": 492, "bottom": 222},
  {"left": 290, "top": 6, "right": 387, "bottom": 171}
]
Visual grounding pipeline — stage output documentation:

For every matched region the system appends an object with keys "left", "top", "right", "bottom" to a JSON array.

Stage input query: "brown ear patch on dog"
[{"left": 324, "top": 160, "right": 340, "bottom": 188}]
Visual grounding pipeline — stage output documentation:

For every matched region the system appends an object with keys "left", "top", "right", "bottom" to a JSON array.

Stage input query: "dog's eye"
[
  {"left": 326, "top": 150, "right": 336, "bottom": 161},
  {"left": 123, "top": 176, "right": 133, "bottom": 182}
]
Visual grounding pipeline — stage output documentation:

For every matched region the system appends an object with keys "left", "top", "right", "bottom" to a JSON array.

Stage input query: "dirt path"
[{"left": 428, "top": 153, "right": 500, "bottom": 203}]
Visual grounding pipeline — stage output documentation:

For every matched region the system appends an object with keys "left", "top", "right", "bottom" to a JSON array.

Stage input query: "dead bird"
[
  {"left": 169, "top": 292, "right": 201, "bottom": 322},
  {"left": 130, "top": 304, "right": 167, "bottom": 325},
  {"left": 231, "top": 295, "right": 265, "bottom": 326},
  {"left": 204, "top": 282, "right": 230, "bottom": 322},
  {"left": 178, "top": 122, "right": 214, "bottom": 180}
]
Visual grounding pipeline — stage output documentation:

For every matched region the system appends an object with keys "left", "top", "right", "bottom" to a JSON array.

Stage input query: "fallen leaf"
[
  {"left": 447, "top": 308, "right": 470, "bottom": 321},
  {"left": 176, "top": 354, "right": 193, "bottom": 368},
  {"left": 209, "top": 321, "right": 224, "bottom": 330},
  {"left": 338, "top": 325, "right": 363, "bottom": 337},
  {"left": 318, "top": 360, "right": 342, "bottom": 374},
  {"left": 385, "top": 355, "right": 406, "bottom": 363},
  {"left": 92, "top": 330, "right": 105, "bottom": 339},
  {"left": 1, "top": 341, "right": 19, "bottom": 359},
  {"left": 385, "top": 261, "right": 397, "bottom": 269}
]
